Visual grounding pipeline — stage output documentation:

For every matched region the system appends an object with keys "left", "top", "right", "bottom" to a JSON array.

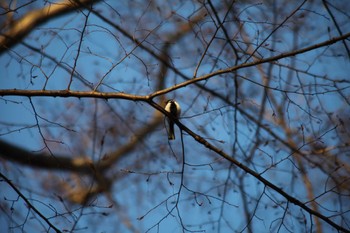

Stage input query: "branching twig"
[
  {"left": 1, "top": 32, "right": 348, "bottom": 99},
  {"left": 148, "top": 100, "right": 350, "bottom": 233},
  {"left": 0, "top": 172, "right": 62, "bottom": 233}
]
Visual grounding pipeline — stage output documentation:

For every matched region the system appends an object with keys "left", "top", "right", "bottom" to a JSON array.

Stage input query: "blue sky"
[{"left": 1, "top": 1, "right": 350, "bottom": 232}]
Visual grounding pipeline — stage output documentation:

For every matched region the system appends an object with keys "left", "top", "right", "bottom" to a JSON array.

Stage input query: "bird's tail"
[{"left": 168, "top": 120, "right": 175, "bottom": 140}]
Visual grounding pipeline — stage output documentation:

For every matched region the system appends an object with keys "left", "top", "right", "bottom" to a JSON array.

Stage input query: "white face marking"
[{"left": 173, "top": 101, "right": 181, "bottom": 117}]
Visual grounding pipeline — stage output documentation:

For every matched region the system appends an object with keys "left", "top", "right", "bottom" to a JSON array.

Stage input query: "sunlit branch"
[
  {"left": 1, "top": 1, "right": 349, "bottom": 232},
  {"left": 0, "top": 0, "right": 101, "bottom": 55},
  {"left": 0, "top": 90, "right": 147, "bottom": 100},
  {"left": 150, "top": 32, "right": 350, "bottom": 98},
  {"left": 1, "top": 31, "right": 349, "bottom": 100}
]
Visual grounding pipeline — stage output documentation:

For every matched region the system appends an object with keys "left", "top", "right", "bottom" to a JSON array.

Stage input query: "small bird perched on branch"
[{"left": 165, "top": 99, "right": 181, "bottom": 140}]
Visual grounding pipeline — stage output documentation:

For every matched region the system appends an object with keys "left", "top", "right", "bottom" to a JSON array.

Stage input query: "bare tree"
[{"left": 1, "top": 0, "right": 350, "bottom": 232}]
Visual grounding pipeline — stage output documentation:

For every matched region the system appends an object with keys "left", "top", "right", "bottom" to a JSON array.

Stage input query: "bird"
[{"left": 164, "top": 99, "right": 181, "bottom": 140}]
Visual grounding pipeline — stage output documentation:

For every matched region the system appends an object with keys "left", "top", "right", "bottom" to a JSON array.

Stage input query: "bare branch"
[
  {"left": 0, "top": 0, "right": 100, "bottom": 54},
  {"left": 0, "top": 172, "right": 62, "bottom": 233}
]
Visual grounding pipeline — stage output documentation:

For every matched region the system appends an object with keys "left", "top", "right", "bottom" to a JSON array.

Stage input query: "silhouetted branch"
[
  {"left": 0, "top": 172, "right": 62, "bottom": 233},
  {"left": 0, "top": 139, "right": 93, "bottom": 173}
]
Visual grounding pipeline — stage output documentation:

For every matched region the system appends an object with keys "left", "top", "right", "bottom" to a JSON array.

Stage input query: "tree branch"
[
  {"left": 0, "top": 171, "right": 62, "bottom": 233},
  {"left": 0, "top": 89, "right": 148, "bottom": 100},
  {"left": 0, "top": 140, "right": 93, "bottom": 174},
  {"left": 149, "top": 100, "right": 350, "bottom": 233},
  {"left": 3, "top": 31, "right": 344, "bottom": 99},
  {"left": 1, "top": 32, "right": 348, "bottom": 100},
  {"left": 0, "top": 0, "right": 100, "bottom": 54},
  {"left": 149, "top": 31, "right": 350, "bottom": 98}
]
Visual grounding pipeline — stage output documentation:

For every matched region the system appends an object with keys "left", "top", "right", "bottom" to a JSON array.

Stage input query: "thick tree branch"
[
  {"left": 0, "top": 140, "right": 93, "bottom": 174},
  {"left": 1, "top": 1, "right": 349, "bottom": 232},
  {"left": 0, "top": 99, "right": 163, "bottom": 172},
  {"left": 1, "top": 97, "right": 348, "bottom": 232},
  {"left": 0, "top": 90, "right": 148, "bottom": 100},
  {"left": 0, "top": 0, "right": 100, "bottom": 54}
]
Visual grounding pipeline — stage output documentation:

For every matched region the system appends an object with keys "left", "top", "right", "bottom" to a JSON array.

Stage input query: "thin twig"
[{"left": 0, "top": 172, "right": 62, "bottom": 233}]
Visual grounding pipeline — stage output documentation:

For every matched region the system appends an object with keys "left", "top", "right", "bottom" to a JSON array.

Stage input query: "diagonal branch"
[
  {"left": 149, "top": 31, "right": 350, "bottom": 98},
  {"left": 0, "top": 0, "right": 100, "bottom": 54},
  {"left": 1, "top": 32, "right": 349, "bottom": 100},
  {"left": 0, "top": 172, "right": 62, "bottom": 233},
  {"left": 322, "top": 0, "right": 350, "bottom": 59},
  {"left": 149, "top": 100, "right": 350, "bottom": 233}
]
